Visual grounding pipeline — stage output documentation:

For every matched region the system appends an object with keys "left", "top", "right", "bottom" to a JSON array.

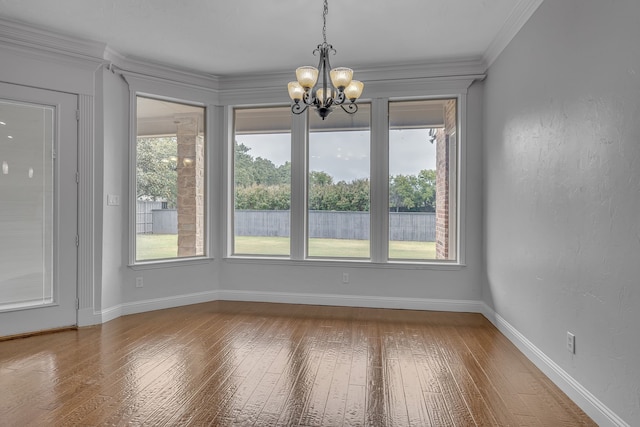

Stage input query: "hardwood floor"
[{"left": 0, "top": 301, "right": 595, "bottom": 426}]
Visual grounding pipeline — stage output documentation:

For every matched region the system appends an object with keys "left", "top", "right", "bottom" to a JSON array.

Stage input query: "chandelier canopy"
[{"left": 287, "top": 0, "right": 364, "bottom": 120}]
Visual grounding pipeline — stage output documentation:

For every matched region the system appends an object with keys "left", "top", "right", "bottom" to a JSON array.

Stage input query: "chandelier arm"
[
  {"left": 303, "top": 90, "right": 315, "bottom": 106},
  {"left": 340, "top": 103, "right": 358, "bottom": 115},
  {"left": 333, "top": 91, "right": 346, "bottom": 105},
  {"left": 292, "top": 103, "right": 309, "bottom": 115}
]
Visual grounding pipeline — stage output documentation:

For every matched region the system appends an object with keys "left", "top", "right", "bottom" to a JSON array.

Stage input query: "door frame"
[{"left": 0, "top": 82, "right": 79, "bottom": 336}]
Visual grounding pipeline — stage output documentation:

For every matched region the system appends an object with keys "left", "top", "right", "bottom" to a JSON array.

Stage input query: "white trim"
[
  {"left": 77, "top": 308, "right": 103, "bottom": 326},
  {"left": 220, "top": 58, "right": 486, "bottom": 91},
  {"left": 120, "top": 291, "right": 219, "bottom": 316},
  {"left": 483, "top": 0, "right": 545, "bottom": 68},
  {"left": 77, "top": 94, "right": 95, "bottom": 315},
  {"left": 481, "top": 303, "right": 629, "bottom": 427},
  {"left": 80, "top": 290, "right": 220, "bottom": 325},
  {"left": 370, "top": 98, "right": 389, "bottom": 264},
  {"left": 218, "top": 289, "right": 484, "bottom": 313},
  {"left": 83, "top": 290, "right": 483, "bottom": 322},
  {"left": 77, "top": 305, "right": 122, "bottom": 326},
  {"left": 223, "top": 254, "right": 465, "bottom": 271},
  {"left": 104, "top": 48, "right": 219, "bottom": 91},
  {"left": 290, "top": 112, "right": 307, "bottom": 260},
  {"left": 120, "top": 73, "right": 218, "bottom": 104},
  {"left": 0, "top": 17, "right": 105, "bottom": 62}
]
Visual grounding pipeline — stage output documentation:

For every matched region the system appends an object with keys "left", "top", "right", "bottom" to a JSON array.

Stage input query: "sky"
[{"left": 237, "top": 128, "right": 436, "bottom": 182}]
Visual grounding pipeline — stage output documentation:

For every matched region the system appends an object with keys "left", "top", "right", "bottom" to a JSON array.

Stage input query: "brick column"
[
  {"left": 175, "top": 114, "right": 205, "bottom": 257},
  {"left": 435, "top": 100, "right": 457, "bottom": 260}
]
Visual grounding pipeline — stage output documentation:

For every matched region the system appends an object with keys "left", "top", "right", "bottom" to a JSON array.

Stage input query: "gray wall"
[
  {"left": 100, "top": 68, "right": 128, "bottom": 312},
  {"left": 483, "top": 0, "right": 640, "bottom": 423}
]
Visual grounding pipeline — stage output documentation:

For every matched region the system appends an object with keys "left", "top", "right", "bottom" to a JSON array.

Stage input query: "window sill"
[
  {"left": 223, "top": 256, "right": 464, "bottom": 271},
  {"left": 129, "top": 256, "right": 214, "bottom": 270}
]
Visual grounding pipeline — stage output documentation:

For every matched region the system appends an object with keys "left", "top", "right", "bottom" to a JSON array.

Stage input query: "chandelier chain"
[{"left": 322, "top": 0, "right": 328, "bottom": 44}]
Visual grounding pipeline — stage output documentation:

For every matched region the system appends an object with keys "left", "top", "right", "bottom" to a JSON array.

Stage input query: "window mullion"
[
  {"left": 290, "top": 112, "right": 307, "bottom": 260},
  {"left": 370, "top": 98, "right": 389, "bottom": 263}
]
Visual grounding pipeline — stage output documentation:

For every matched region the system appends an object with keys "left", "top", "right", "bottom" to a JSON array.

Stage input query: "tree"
[
  {"left": 235, "top": 184, "right": 290, "bottom": 210},
  {"left": 234, "top": 141, "right": 291, "bottom": 210},
  {"left": 309, "top": 177, "right": 370, "bottom": 211},
  {"left": 234, "top": 141, "right": 291, "bottom": 187},
  {"left": 310, "top": 170, "right": 333, "bottom": 187},
  {"left": 389, "top": 169, "right": 436, "bottom": 212},
  {"left": 416, "top": 169, "right": 436, "bottom": 212},
  {"left": 136, "top": 137, "right": 178, "bottom": 207},
  {"left": 234, "top": 141, "right": 436, "bottom": 213}
]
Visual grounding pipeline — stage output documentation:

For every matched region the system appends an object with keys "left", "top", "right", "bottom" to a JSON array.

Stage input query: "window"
[
  {"left": 308, "top": 104, "right": 371, "bottom": 258},
  {"left": 228, "top": 97, "right": 460, "bottom": 264},
  {"left": 0, "top": 99, "right": 55, "bottom": 309},
  {"left": 233, "top": 107, "right": 291, "bottom": 256},
  {"left": 135, "top": 96, "right": 206, "bottom": 262},
  {"left": 389, "top": 99, "right": 457, "bottom": 261}
]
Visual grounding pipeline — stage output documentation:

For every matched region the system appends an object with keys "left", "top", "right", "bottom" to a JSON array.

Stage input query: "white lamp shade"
[
  {"left": 288, "top": 81, "right": 305, "bottom": 101},
  {"left": 330, "top": 67, "right": 353, "bottom": 89},
  {"left": 296, "top": 66, "right": 319, "bottom": 89},
  {"left": 316, "top": 88, "right": 335, "bottom": 106},
  {"left": 344, "top": 80, "right": 364, "bottom": 100}
]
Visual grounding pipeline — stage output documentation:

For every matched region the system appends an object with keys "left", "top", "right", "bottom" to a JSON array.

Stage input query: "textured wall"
[{"left": 483, "top": 0, "right": 640, "bottom": 423}]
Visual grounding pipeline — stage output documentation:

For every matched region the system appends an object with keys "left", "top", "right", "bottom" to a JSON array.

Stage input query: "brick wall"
[
  {"left": 176, "top": 114, "right": 205, "bottom": 257},
  {"left": 435, "top": 99, "right": 456, "bottom": 260}
]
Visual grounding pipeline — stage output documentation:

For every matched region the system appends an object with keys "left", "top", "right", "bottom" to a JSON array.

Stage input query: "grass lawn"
[
  {"left": 136, "top": 234, "right": 178, "bottom": 260},
  {"left": 137, "top": 234, "right": 436, "bottom": 260}
]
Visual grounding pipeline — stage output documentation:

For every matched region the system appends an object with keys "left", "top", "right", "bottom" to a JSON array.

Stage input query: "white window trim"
[
  {"left": 224, "top": 90, "right": 468, "bottom": 267},
  {"left": 123, "top": 73, "right": 217, "bottom": 266}
]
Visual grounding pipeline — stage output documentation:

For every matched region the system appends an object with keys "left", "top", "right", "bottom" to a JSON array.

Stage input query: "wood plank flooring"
[{"left": 0, "top": 301, "right": 595, "bottom": 426}]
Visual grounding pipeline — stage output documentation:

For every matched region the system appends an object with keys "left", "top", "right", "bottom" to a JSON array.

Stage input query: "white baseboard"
[
  {"left": 81, "top": 290, "right": 219, "bottom": 326},
  {"left": 83, "top": 290, "right": 483, "bottom": 326},
  {"left": 482, "top": 303, "right": 629, "bottom": 427},
  {"left": 77, "top": 304, "right": 123, "bottom": 327},
  {"left": 217, "top": 289, "right": 485, "bottom": 313},
  {"left": 120, "top": 290, "right": 219, "bottom": 316},
  {"left": 77, "top": 307, "right": 102, "bottom": 327}
]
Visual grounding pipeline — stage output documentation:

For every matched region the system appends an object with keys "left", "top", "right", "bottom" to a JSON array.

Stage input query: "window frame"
[
  {"left": 225, "top": 91, "right": 467, "bottom": 269},
  {"left": 306, "top": 102, "right": 373, "bottom": 261},
  {"left": 230, "top": 105, "right": 293, "bottom": 258},
  {"left": 386, "top": 97, "right": 458, "bottom": 263},
  {"left": 126, "top": 75, "right": 215, "bottom": 268}
]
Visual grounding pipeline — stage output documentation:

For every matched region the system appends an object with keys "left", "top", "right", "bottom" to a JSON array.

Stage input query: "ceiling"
[{"left": 0, "top": 0, "right": 540, "bottom": 77}]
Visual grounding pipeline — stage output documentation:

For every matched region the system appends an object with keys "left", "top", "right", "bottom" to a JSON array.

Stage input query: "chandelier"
[{"left": 287, "top": 0, "right": 364, "bottom": 120}]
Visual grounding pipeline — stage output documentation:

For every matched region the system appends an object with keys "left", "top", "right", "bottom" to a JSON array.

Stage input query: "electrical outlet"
[
  {"left": 567, "top": 331, "right": 575, "bottom": 354},
  {"left": 342, "top": 273, "right": 349, "bottom": 284},
  {"left": 107, "top": 194, "right": 120, "bottom": 206},
  {"left": 135, "top": 277, "right": 144, "bottom": 288}
]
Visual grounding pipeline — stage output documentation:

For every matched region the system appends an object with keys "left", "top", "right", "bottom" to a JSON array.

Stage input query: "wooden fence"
[
  {"left": 137, "top": 203, "right": 436, "bottom": 241},
  {"left": 234, "top": 210, "right": 435, "bottom": 241}
]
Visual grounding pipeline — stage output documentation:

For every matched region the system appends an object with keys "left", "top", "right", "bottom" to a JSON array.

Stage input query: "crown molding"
[
  {"left": 0, "top": 17, "right": 105, "bottom": 65},
  {"left": 483, "top": 0, "right": 544, "bottom": 68},
  {"left": 0, "top": 15, "right": 487, "bottom": 101},
  {"left": 218, "top": 58, "right": 486, "bottom": 105},
  {"left": 104, "top": 47, "right": 220, "bottom": 92},
  {"left": 0, "top": 17, "right": 219, "bottom": 91},
  {"left": 355, "top": 57, "right": 487, "bottom": 82},
  {"left": 220, "top": 57, "right": 487, "bottom": 90}
]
